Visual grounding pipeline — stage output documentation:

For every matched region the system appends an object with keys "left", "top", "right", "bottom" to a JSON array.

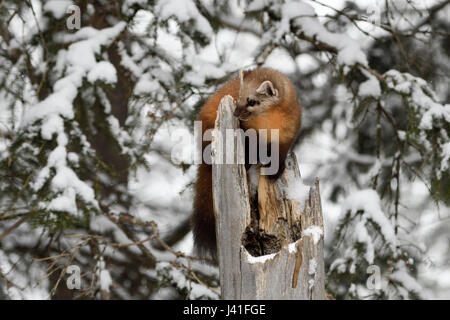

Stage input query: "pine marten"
[{"left": 192, "top": 68, "right": 302, "bottom": 262}]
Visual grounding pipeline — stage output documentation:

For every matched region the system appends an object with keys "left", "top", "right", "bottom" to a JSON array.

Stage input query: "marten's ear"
[
  {"left": 239, "top": 70, "right": 250, "bottom": 99},
  {"left": 239, "top": 70, "right": 249, "bottom": 87},
  {"left": 256, "top": 80, "right": 278, "bottom": 97}
]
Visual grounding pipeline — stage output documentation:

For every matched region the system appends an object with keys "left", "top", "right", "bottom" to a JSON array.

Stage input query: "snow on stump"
[{"left": 211, "top": 95, "right": 325, "bottom": 300}]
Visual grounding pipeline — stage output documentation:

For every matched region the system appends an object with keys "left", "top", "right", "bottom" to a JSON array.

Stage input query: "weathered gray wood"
[{"left": 212, "top": 95, "right": 325, "bottom": 300}]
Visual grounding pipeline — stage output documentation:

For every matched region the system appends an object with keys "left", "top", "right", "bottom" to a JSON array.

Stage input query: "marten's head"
[{"left": 234, "top": 69, "right": 281, "bottom": 121}]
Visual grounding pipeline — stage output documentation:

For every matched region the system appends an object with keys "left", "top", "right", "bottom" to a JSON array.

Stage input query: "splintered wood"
[{"left": 212, "top": 95, "right": 325, "bottom": 300}]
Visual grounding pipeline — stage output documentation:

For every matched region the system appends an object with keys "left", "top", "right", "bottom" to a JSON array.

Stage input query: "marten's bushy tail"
[{"left": 191, "top": 163, "right": 217, "bottom": 263}]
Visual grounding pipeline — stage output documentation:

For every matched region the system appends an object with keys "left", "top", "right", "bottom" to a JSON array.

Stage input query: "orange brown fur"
[{"left": 192, "top": 68, "right": 301, "bottom": 261}]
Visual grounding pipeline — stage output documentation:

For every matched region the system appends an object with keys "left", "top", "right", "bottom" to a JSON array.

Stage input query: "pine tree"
[{"left": 0, "top": 0, "right": 449, "bottom": 299}]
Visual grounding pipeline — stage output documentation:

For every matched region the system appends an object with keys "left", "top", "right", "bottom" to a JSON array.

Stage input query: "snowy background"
[{"left": 0, "top": 0, "right": 449, "bottom": 299}]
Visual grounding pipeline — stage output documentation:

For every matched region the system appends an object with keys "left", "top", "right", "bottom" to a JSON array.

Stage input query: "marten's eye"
[{"left": 247, "top": 98, "right": 257, "bottom": 106}]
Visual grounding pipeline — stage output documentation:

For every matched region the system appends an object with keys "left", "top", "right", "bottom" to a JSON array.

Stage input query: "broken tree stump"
[{"left": 211, "top": 95, "right": 325, "bottom": 300}]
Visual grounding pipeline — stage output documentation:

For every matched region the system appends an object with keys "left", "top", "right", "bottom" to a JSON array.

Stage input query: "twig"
[{"left": 0, "top": 214, "right": 30, "bottom": 240}]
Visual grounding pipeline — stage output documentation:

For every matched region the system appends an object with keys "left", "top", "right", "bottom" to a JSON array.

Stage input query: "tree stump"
[{"left": 211, "top": 95, "right": 325, "bottom": 300}]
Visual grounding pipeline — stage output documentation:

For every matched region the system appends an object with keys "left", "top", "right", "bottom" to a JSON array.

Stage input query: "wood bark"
[{"left": 212, "top": 95, "right": 325, "bottom": 299}]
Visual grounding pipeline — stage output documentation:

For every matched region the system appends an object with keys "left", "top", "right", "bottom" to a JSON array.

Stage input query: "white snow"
[
  {"left": 308, "top": 257, "right": 318, "bottom": 291},
  {"left": 106, "top": 115, "right": 132, "bottom": 155},
  {"left": 47, "top": 188, "right": 78, "bottom": 216},
  {"left": 385, "top": 70, "right": 450, "bottom": 131},
  {"left": 0, "top": 139, "right": 6, "bottom": 155},
  {"left": 308, "top": 258, "right": 317, "bottom": 275},
  {"left": 441, "top": 141, "right": 450, "bottom": 173},
  {"left": 342, "top": 189, "right": 396, "bottom": 249},
  {"left": 1, "top": 0, "right": 448, "bottom": 300},
  {"left": 288, "top": 239, "right": 300, "bottom": 253},
  {"left": 329, "top": 258, "right": 347, "bottom": 274},
  {"left": 156, "top": 262, "right": 218, "bottom": 299},
  {"left": 354, "top": 220, "right": 375, "bottom": 264},
  {"left": 87, "top": 61, "right": 118, "bottom": 84},
  {"left": 183, "top": 54, "right": 227, "bottom": 86},
  {"left": 384, "top": 70, "right": 450, "bottom": 177},
  {"left": 40, "top": 114, "right": 64, "bottom": 140},
  {"left": 90, "top": 215, "right": 117, "bottom": 233},
  {"left": 359, "top": 75, "right": 381, "bottom": 98},
  {"left": 247, "top": 0, "right": 271, "bottom": 11},
  {"left": 24, "top": 81, "right": 77, "bottom": 126},
  {"left": 156, "top": 0, "right": 213, "bottom": 36},
  {"left": 390, "top": 261, "right": 423, "bottom": 295},
  {"left": 24, "top": 22, "right": 126, "bottom": 126},
  {"left": 43, "top": 0, "right": 72, "bottom": 19},
  {"left": 246, "top": 252, "right": 277, "bottom": 264},
  {"left": 278, "top": 1, "right": 368, "bottom": 67},
  {"left": 134, "top": 75, "right": 161, "bottom": 95},
  {"left": 285, "top": 174, "right": 310, "bottom": 206},
  {"left": 51, "top": 166, "right": 97, "bottom": 206},
  {"left": 24, "top": 22, "right": 126, "bottom": 216},
  {"left": 302, "top": 226, "right": 323, "bottom": 245},
  {"left": 99, "top": 270, "right": 113, "bottom": 292},
  {"left": 96, "top": 259, "right": 113, "bottom": 292}
]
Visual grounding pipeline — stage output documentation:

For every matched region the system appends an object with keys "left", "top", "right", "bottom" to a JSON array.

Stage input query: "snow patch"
[
  {"left": 277, "top": 1, "right": 367, "bottom": 67},
  {"left": 156, "top": 0, "right": 213, "bottom": 36},
  {"left": 288, "top": 240, "right": 300, "bottom": 253},
  {"left": 284, "top": 172, "right": 310, "bottom": 206},
  {"left": 87, "top": 61, "right": 117, "bottom": 84},
  {"left": 302, "top": 226, "right": 323, "bottom": 245},
  {"left": 24, "top": 23, "right": 126, "bottom": 216},
  {"left": 308, "top": 258, "right": 317, "bottom": 275},
  {"left": 44, "top": 0, "right": 72, "bottom": 19},
  {"left": 359, "top": 75, "right": 381, "bottom": 98},
  {"left": 246, "top": 252, "right": 277, "bottom": 264},
  {"left": 156, "top": 262, "right": 218, "bottom": 299},
  {"left": 342, "top": 189, "right": 396, "bottom": 249},
  {"left": 134, "top": 75, "right": 161, "bottom": 95}
]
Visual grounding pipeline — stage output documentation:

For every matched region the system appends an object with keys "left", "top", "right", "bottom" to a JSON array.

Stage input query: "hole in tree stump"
[
  {"left": 241, "top": 170, "right": 303, "bottom": 258},
  {"left": 242, "top": 226, "right": 282, "bottom": 256}
]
